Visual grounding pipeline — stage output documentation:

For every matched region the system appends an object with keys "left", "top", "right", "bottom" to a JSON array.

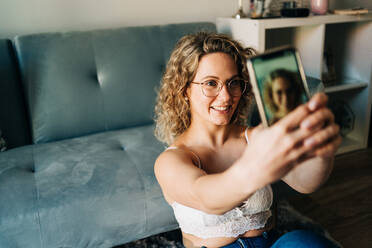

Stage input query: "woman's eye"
[
  {"left": 230, "top": 80, "right": 241, "bottom": 87},
  {"left": 205, "top": 80, "right": 218, "bottom": 87}
]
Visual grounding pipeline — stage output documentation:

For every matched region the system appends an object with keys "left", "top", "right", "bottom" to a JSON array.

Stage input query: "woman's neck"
[{"left": 183, "top": 121, "right": 236, "bottom": 148}]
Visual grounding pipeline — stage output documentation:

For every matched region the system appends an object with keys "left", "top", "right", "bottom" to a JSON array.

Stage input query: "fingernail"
[
  {"left": 304, "top": 138, "right": 315, "bottom": 147},
  {"left": 309, "top": 100, "right": 317, "bottom": 111},
  {"left": 302, "top": 120, "right": 311, "bottom": 129}
]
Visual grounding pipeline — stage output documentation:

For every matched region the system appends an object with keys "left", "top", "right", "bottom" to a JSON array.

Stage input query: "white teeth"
[{"left": 212, "top": 106, "right": 229, "bottom": 111}]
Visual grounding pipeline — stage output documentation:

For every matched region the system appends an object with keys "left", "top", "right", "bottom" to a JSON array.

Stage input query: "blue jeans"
[{"left": 217, "top": 229, "right": 339, "bottom": 248}]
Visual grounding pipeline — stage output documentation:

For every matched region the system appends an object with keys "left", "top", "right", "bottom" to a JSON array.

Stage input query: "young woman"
[{"left": 154, "top": 32, "right": 341, "bottom": 248}]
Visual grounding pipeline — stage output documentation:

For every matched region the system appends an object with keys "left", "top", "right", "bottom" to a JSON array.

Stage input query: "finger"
[
  {"left": 278, "top": 127, "right": 321, "bottom": 163},
  {"left": 283, "top": 123, "right": 321, "bottom": 151},
  {"left": 285, "top": 140, "right": 314, "bottom": 165},
  {"left": 314, "top": 135, "right": 342, "bottom": 158},
  {"left": 308, "top": 93, "right": 328, "bottom": 112},
  {"left": 303, "top": 124, "right": 340, "bottom": 149},
  {"left": 276, "top": 105, "right": 310, "bottom": 131},
  {"left": 286, "top": 132, "right": 340, "bottom": 166},
  {"left": 300, "top": 108, "right": 335, "bottom": 130}
]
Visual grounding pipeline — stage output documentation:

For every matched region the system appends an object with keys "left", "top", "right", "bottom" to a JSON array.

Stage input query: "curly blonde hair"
[{"left": 154, "top": 32, "right": 255, "bottom": 145}]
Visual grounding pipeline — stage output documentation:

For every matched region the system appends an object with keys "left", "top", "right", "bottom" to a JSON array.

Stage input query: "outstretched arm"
[
  {"left": 155, "top": 104, "right": 322, "bottom": 215},
  {"left": 282, "top": 93, "right": 342, "bottom": 193},
  {"left": 154, "top": 148, "right": 262, "bottom": 215}
]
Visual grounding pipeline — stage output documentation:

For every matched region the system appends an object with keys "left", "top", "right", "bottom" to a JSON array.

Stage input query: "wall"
[
  {"left": 0, "top": 0, "right": 371, "bottom": 39},
  {"left": 0, "top": 0, "right": 238, "bottom": 39}
]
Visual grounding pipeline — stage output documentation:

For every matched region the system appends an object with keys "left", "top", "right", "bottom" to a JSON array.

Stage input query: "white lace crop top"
[{"left": 166, "top": 128, "right": 273, "bottom": 239}]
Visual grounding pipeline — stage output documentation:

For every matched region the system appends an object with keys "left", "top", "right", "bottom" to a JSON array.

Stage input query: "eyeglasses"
[{"left": 190, "top": 77, "right": 247, "bottom": 97}]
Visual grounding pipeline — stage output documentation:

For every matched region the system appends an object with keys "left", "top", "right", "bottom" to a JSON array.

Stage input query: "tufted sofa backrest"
[
  {"left": 0, "top": 39, "right": 31, "bottom": 148},
  {"left": 14, "top": 23, "right": 216, "bottom": 144}
]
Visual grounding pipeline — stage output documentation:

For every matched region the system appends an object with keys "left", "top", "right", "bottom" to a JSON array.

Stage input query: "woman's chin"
[
  {"left": 209, "top": 108, "right": 235, "bottom": 125},
  {"left": 209, "top": 116, "right": 232, "bottom": 126}
]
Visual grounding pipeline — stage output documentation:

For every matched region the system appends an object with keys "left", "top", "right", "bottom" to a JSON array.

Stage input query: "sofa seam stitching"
[
  {"left": 32, "top": 146, "right": 44, "bottom": 248},
  {"left": 124, "top": 149, "right": 148, "bottom": 234}
]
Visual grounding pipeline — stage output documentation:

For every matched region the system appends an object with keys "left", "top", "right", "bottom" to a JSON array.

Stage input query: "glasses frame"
[{"left": 190, "top": 77, "right": 248, "bottom": 97}]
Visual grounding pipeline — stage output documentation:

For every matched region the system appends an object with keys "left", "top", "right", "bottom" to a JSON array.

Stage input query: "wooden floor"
[{"left": 287, "top": 147, "right": 372, "bottom": 248}]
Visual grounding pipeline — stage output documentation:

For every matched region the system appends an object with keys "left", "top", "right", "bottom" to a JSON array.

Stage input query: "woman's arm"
[
  {"left": 155, "top": 104, "right": 319, "bottom": 215},
  {"left": 281, "top": 156, "right": 334, "bottom": 193},
  {"left": 281, "top": 93, "right": 342, "bottom": 193},
  {"left": 154, "top": 148, "right": 261, "bottom": 215}
]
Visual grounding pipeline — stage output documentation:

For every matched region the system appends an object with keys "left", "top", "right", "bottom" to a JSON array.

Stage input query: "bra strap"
[
  {"left": 244, "top": 127, "right": 250, "bottom": 145},
  {"left": 166, "top": 147, "right": 202, "bottom": 169}
]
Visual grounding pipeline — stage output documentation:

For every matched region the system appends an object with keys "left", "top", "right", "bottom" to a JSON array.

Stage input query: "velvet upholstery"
[
  {"left": 1, "top": 125, "right": 179, "bottom": 247},
  {"left": 14, "top": 23, "right": 216, "bottom": 144},
  {"left": 0, "top": 39, "right": 31, "bottom": 148},
  {"left": 0, "top": 22, "right": 216, "bottom": 247}
]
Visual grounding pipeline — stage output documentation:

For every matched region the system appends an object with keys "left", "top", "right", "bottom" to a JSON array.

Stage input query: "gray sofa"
[{"left": 0, "top": 22, "right": 217, "bottom": 248}]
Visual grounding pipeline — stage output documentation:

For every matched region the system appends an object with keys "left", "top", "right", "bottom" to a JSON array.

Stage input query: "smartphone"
[{"left": 247, "top": 47, "right": 310, "bottom": 127}]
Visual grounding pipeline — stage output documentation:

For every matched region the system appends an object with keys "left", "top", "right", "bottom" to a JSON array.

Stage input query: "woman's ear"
[{"left": 185, "top": 87, "right": 191, "bottom": 101}]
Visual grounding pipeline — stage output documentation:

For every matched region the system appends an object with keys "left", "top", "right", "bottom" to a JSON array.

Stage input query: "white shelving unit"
[{"left": 217, "top": 14, "right": 372, "bottom": 154}]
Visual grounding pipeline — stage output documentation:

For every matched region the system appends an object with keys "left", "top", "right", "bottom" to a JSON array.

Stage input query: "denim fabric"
[
  {"left": 213, "top": 229, "right": 338, "bottom": 248},
  {"left": 271, "top": 230, "right": 339, "bottom": 248},
  {"left": 219, "top": 229, "right": 279, "bottom": 248}
]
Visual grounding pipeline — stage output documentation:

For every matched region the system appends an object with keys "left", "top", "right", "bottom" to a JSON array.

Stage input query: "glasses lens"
[
  {"left": 202, "top": 80, "right": 219, "bottom": 97},
  {"left": 200, "top": 79, "right": 246, "bottom": 97},
  {"left": 228, "top": 79, "right": 246, "bottom": 96}
]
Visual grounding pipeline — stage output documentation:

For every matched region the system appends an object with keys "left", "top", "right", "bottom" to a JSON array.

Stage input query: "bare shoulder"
[
  {"left": 154, "top": 147, "right": 206, "bottom": 207},
  {"left": 155, "top": 145, "right": 201, "bottom": 173}
]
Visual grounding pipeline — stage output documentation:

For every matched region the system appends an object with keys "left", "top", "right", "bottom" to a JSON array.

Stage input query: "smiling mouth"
[{"left": 211, "top": 106, "right": 232, "bottom": 112}]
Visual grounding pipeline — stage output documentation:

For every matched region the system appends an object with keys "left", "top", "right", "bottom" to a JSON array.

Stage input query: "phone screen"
[{"left": 249, "top": 48, "right": 309, "bottom": 126}]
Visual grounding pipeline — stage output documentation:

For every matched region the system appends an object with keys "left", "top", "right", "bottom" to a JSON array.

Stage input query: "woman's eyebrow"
[
  {"left": 201, "top": 74, "right": 239, "bottom": 80},
  {"left": 200, "top": 75, "right": 219, "bottom": 80}
]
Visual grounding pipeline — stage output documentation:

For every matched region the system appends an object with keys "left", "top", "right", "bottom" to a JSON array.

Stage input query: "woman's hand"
[
  {"left": 279, "top": 93, "right": 342, "bottom": 193},
  {"left": 300, "top": 93, "right": 342, "bottom": 159},
  {"left": 241, "top": 93, "right": 341, "bottom": 189},
  {"left": 241, "top": 104, "right": 317, "bottom": 188}
]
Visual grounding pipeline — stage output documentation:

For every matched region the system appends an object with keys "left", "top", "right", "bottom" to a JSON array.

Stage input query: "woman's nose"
[
  {"left": 218, "top": 84, "right": 232, "bottom": 99},
  {"left": 282, "top": 94, "right": 289, "bottom": 107}
]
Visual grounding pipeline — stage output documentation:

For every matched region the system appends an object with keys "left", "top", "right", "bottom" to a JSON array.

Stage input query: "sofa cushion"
[
  {"left": 0, "top": 39, "right": 31, "bottom": 148},
  {"left": 14, "top": 22, "right": 216, "bottom": 144},
  {"left": 0, "top": 124, "right": 178, "bottom": 247},
  {"left": 0, "top": 145, "right": 42, "bottom": 247}
]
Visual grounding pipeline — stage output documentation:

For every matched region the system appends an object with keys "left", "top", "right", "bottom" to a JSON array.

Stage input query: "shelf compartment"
[
  {"left": 336, "top": 135, "right": 364, "bottom": 155},
  {"left": 324, "top": 80, "right": 368, "bottom": 93},
  {"left": 327, "top": 90, "right": 370, "bottom": 151},
  {"left": 323, "top": 21, "right": 372, "bottom": 84},
  {"left": 265, "top": 25, "right": 325, "bottom": 79}
]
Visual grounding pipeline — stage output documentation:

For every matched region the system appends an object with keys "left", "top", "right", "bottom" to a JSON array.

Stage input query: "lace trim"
[
  {"left": 177, "top": 209, "right": 272, "bottom": 238},
  {"left": 171, "top": 185, "right": 273, "bottom": 238}
]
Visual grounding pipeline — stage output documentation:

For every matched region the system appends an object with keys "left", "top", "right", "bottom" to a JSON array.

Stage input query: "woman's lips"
[{"left": 210, "top": 105, "right": 232, "bottom": 113}]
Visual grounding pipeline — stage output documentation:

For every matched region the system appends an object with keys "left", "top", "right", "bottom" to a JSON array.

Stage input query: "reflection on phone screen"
[{"left": 251, "top": 49, "right": 309, "bottom": 125}]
